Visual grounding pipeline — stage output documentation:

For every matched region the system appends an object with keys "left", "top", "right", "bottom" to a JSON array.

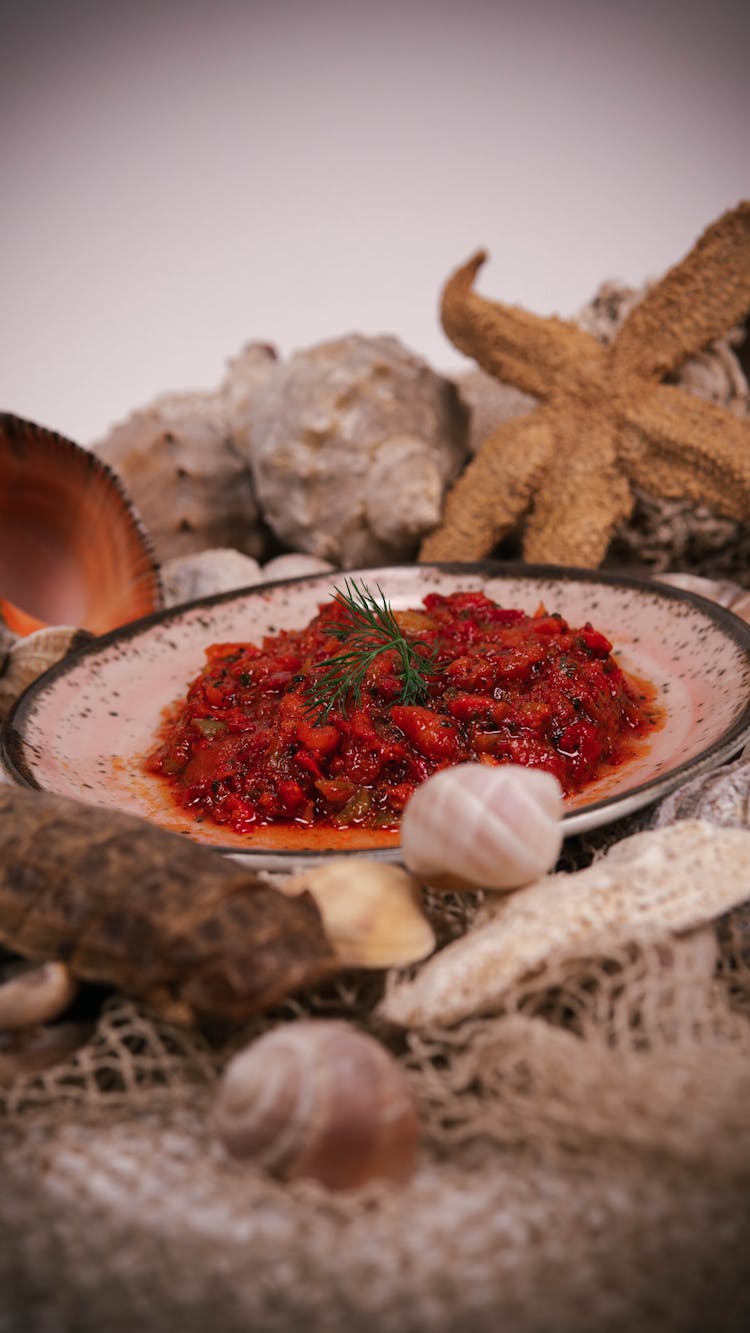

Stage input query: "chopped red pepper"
[{"left": 145, "top": 589, "right": 659, "bottom": 833}]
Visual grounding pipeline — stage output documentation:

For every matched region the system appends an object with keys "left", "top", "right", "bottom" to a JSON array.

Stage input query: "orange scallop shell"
[{"left": 0, "top": 413, "right": 163, "bottom": 635}]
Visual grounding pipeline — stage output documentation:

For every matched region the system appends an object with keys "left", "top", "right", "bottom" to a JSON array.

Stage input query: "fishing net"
[{"left": 2, "top": 802, "right": 750, "bottom": 1333}]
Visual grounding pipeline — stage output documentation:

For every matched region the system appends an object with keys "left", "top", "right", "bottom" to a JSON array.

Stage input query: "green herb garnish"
[{"left": 304, "top": 578, "right": 441, "bottom": 720}]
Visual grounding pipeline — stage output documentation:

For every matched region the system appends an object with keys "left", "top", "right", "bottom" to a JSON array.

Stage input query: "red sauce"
[{"left": 145, "top": 590, "right": 660, "bottom": 836}]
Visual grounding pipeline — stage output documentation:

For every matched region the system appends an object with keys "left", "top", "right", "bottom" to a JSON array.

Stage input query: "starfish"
[{"left": 420, "top": 202, "right": 750, "bottom": 568}]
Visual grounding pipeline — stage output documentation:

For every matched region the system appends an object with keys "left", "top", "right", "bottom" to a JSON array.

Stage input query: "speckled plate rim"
[{"left": 3, "top": 560, "right": 750, "bottom": 868}]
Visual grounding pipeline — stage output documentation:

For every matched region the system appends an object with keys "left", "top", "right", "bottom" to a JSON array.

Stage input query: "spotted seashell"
[
  {"left": 400, "top": 763, "right": 564, "bottom": 891},
  {"left": 212, "top": 1019, "right": 419, "bottom": 1189}
]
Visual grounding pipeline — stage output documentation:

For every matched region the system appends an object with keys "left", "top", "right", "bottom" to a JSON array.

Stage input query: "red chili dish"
[{"left": 145, "top": 589, "right": 660, "bottom": 835}]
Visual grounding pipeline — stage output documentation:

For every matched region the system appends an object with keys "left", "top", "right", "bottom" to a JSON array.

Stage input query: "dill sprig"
[{"left": 304, "top": 578, "right": 440, "bottom": 720}]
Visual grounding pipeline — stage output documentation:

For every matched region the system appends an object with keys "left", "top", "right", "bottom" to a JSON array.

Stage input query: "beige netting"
[{"left": 2, "top": 862, "right": 750, "bottom": 1333}]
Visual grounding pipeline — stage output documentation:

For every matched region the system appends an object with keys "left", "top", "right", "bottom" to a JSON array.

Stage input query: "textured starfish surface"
[{"left": 420, "top": 202, "right": 750, "bottom": 568}]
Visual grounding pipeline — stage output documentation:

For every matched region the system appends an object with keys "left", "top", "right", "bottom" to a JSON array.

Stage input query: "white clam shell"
[
  {"left": 400, "top": 762, "right": 564, "bottom": 891},
  {"left": 282, "top": 859, "right": 435, "bottom": 968},
  {"left": 212, "top": 1019, "right": 419, "bottom": 1189}
]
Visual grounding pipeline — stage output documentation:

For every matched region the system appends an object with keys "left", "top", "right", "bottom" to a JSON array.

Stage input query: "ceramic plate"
[{"left": 4, "top": 562, "right": 750, "bottom": 869}]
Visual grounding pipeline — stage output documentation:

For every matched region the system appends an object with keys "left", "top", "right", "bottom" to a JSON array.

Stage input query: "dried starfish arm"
[
  {"left": 521, "top": 415, "right": 633, "bottom": 566},
  {"left": 441, "top": 251, "right": 605, "bottom": 401},
  {"left": 620, "top": 383, "right": 750, "bottom": 520},
  {"left": 612, "top": 201, "right": 750, "bottom": 381},
  {"left": 378, "top": 821, "right": 750, "bottom": 1030},
  {"left": 419, "top": 411, "right": 555, "bottom": 561}
]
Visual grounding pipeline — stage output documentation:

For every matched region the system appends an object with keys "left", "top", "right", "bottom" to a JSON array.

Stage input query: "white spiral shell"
[
  {"left": 400, "top": 762, "right": 564, "bottom": 891},
  {"left": 212, "top": 1019, "right": 420, "bottom": 1189}
]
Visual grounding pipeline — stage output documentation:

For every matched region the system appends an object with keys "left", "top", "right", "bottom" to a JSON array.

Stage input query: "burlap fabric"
[{"left": 1, "top": 810, "right": 750, "bottom": 1333}]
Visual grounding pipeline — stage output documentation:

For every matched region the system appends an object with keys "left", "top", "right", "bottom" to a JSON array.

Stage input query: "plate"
[{"left": 4, "top": 562, "right": 750, "bottom": 869}]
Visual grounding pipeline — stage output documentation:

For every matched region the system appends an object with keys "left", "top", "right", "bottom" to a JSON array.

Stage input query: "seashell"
[
  {"left": 212, "top": 1019, "right": 420, "bottom": 1188},
  {"left": 378, "top": 820, "right": 750, "bottom": 1029},
  {"left": 261, "top": 553, "right": 336, "bottom": 582},
  {"left": 0, "top": 625, "right": 90, "bottom": 720},
  {"left": 245, "top": 334, "right": 468, "bottom": 565},
  {"left": 0, "top": 1021, "right": 93, "bottom": 1087},
  {"left": 652, "top": 571, "right": 750, "bottom": 625},
  {"left": 453, "top": 367, "right": 536, "bottom": 455},
  {"left": 161, "top": 548, "right": 263, "bottom": 607},
  {"left": 0, "top": 959, "right": 78, "bottom": 1030},
  {"left": 0, "top": 413, "right": 162, "bottom": 635},
  {"left": 93, "top": 342, "right": 276, "bottom": 563},
  {"left": 400, "top": 763, "right": 564, "bottom": 891},
  {"left": 651, "top": 750, "right": 750, "bottom": 829},
  {"left": 281, "top": 859, "right": 435, "bottom": 968}
]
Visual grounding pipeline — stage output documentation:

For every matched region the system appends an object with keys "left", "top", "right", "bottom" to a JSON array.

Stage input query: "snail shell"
[
  {"left": 400, "top": 762, "right": 564, "bottom": 891},
  {"left": 212, "top": 1019, "right": 419, "bottom": 1189}
]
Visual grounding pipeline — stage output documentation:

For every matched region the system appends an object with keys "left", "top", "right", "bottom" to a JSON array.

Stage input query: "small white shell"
[
  {"left": 0, "top": 960, "right": 79, "bottom": 1031},
  {"left": 212, "top": 1019, "right": 420, "bottom": 1189},
  {"left": 281, "top": 859, "right": 435, "bottom": 968},
  {"left": 261, "top": 553, "right": 336, "bottom": 581},
  {"left": 161, "top": 548, "right": 263, "bottom": 607},
  {"left": 400, "top": 762, "right": 564, "bottom": 891}
]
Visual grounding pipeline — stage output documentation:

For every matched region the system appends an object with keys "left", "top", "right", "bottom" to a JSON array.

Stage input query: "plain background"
[{"left": 2, "top": 0, "right": 748, "bottom": 445}]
